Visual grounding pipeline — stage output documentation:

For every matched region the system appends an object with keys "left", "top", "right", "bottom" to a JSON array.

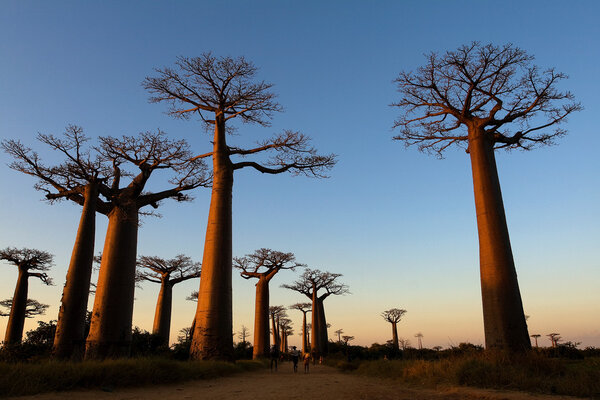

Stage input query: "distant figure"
[
  {"left": 270, "top": 345, "right": 279, "bottom": 371},
  {"left": 383, "top": 354, "right": 389, "bottom": 361},
  {"left": 303, "top": 352, "right": 311, "bottom": 373},
  {"left": 291, "top": 346, "right": 300, "bottom": 373},
  {"left": 311, "top": 350, "right": 318, "bottom": 365}
]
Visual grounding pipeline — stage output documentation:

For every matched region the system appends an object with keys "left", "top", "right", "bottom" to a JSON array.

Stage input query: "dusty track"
[{"left": 10, "top": 364, "right": 580, "bottom": 400}]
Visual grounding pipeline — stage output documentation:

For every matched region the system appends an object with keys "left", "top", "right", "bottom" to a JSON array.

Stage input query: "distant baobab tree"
[
  {"left": 334, "top": 328, "right": 344, "bottom": 343},
  {"left": 0, "top": 298, "right": 49, "bottom": 319},
  {"left": 282, "top": 269, "right": 349, "bottom": 356},
  {"left": 85, "top": 131, "right": 210, "bottom": 359},
  {"left": 398, "top": 337, "right": 410, "bottom": 350},
  {"left": 238, "top": 325, "right": 250, "bottom": 345},
  {"left": 136, "top": 255, "right": 201, "bottom": 346},
  {"left": 145, "top": 54, "right": 337, "bottom": 360},
  {"left": 381, "top": 308, "right": 407, "bottom": 350},
  {"left": 0, "top": 247, "right": 53, "bottom": 345},
  {"left": 186, "top": 290, "right": 199, "bottom": 342},
  {"left": 342, "top": 335, "right": 354, "bottom": 346},
  {"left": 2, "top": 126, "right": 113, "bottom": 359},
  {"left": 234, "top": 249, "right": 302, "bottom": 359},
  {"left": 290, "top": 302, "right": 311, "bottom": 354},
  {"left": 279, "top": 318, "right": 293, "bottom": 353},
  {"left": 269, "top": 305, "right": 286, "bottom": 351},
  {"left": 547, "top": 333, "right": 561, "bottom": 348},
  {"left": 530, "top": 334, "right": 541, "bottom": 348},
  {"left": 415, "top": 332, "right": 424, "bottom": 350},
  {"left": 392, "top": 42, "right": 581, "bottom": 352}
]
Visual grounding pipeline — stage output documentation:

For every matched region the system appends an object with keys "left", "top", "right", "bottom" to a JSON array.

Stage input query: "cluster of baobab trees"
[{"left": 1, "top": 41, "right": 581, "bottom": 359}]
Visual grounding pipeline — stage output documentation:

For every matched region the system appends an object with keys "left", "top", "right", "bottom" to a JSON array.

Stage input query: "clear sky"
[{"left": 1, "top": 0, "right": 598, "bottom": 349}]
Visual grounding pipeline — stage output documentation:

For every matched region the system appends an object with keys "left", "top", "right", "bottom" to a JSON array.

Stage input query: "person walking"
[
  {"left": 270, "top": 345, "right": 279, "bottom": 372},
  {"left": 303, "top": 352, "right": 311, "bottom": 373},
  {"left": 291, "top": 346, "right": 300, "bottom": 373}
]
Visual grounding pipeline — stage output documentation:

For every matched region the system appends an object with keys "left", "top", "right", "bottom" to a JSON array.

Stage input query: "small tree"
[
  {"left": 392, "top": 42, "right": 580, "bottom": 352},
  {"left": 136, "top": 255, "right": 201, "bottom": 346},
  {"left": 414, "top": 332, "right": 424, "bottom": 350},
  {"left": 0, "top": 248, "right": 53, "bottom": 345},
  {"left": 290, "top": 302, "right": 312, "bottom": 354},
  {"left": 238, "top": 325, "right": 250, "bottom": 345},
  {"left": 145, "top": 54, "right": 336, "bottom": 360},
  {"left": 0, "top": 299, "right": 49, "bottom": 319},
  {"left": 334, "top": 329, "right": 344, "bottom": 343},
  {"left": 234, "top": 249, "right": 302, "bottom": 359},
  {"left": 531, "top": 334, "right": 541, "bottom": 348},
  {"left": 547, "top": 333, "right": 561, "bottom": 348},
  {"left": 381, "top": 308, "right": 407, "bottom": 350}
]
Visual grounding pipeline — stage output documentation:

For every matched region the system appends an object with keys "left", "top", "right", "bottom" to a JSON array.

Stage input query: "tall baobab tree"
[
  {"left": 85, "top": 132, "right": 210, "bottom": 359},
  {"left": 392, "top": 43, "right": 580, "bottom": 352},
  {"left": 381, "top": 308, "right": 407, "bottom": 351},
  {"left": 0, "top": 248, "right": 54, "bottom": 345},
  {"left": 0, "top": 299, "right": 49, "bottom": 319},
  {"left": 269, "top": 305, "right": 286, "bottom": 351},
  {"left": 234, "top": 248, "right": 302, "bottom": 359},
  {"left": 2, "top": 126, "right": 111, "bottom": 359},
  {"left": 290, "top": 302, "right": 312, "bottom": 354},
  {"left": 136, "top": 255, "right": 201, "bottom": 346},
  {"left": 144, "top": 54, "right": 336, "bottom": 360},
  {"left": 279, "top": 318, "right": 293, "bottom": 353},
  {"left": 414, "top": 332, "right": 424, "bottom": 350},
  {"left": 530, "top": 333, "right": 541, "bottom": 348},
  {"left": 282, "top": 269, "right": 349, "bottom": 356}
]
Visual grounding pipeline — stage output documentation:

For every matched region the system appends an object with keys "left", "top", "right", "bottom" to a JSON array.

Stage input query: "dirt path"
[{"left": 9, "top": 364, "right": 580, "bottom": 400}]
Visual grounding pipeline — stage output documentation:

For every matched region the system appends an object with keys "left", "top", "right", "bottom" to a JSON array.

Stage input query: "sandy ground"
[{"left": 9, "top": 364, "right": 583, "bottom": 400}]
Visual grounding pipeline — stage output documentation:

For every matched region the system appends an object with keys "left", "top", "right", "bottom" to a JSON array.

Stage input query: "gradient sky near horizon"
[{"left": 1, "top": 1, "right": 598, "bottom": 349}]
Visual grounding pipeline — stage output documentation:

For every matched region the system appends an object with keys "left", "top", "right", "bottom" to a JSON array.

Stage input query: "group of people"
[{"left": 270, "top": 345, "right": 312, "bottom": 373}]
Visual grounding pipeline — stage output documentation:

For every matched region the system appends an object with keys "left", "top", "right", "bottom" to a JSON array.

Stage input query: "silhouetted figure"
[
  {"left": 291, "top": 346, "right": 300, "bottom": 373},
  {"left": 303, "top": 352, "right": 311, "bottom": 373},
  {"left": 270, "top": 345, "right": 279, "bottom": 371}
]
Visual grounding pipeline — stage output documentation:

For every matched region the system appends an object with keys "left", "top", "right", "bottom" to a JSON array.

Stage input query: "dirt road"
[{"left": 10, "top": 364, "right": 580, "bottom": 400}]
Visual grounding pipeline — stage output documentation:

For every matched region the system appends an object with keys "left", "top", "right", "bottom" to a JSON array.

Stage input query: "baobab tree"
[
  {"left": 282, "top": 269, "right": 349, "bottom": 356},
  {"left": 136, "top": 255, "right": 201, "bottom": 346},
  {"left": 290, "top": 302, "right": 312, "bottom": 354},
  {"left": 234, "top": 248, "right": 302, "bottom": 359},
  {"left": 334, "top": 328, "right": 344, "bottom": 343},
  {"left": 0, "top": 299, "right": 49, "bottom": 318},
  {"left": 414, "top": 332, "right": 424, "bottom": 350},
  {"left": 381, "top": 308, "right": 407, "bottom": 351},
  {"left": 279, "top": 318, "right": 293, "bottom": 353},
  {"left": 530, "top": 333, "right": 541, "bottom": 348},
  {"left": 547, "top": 333, "right": 561, "bottom": 348},
  {"left": 144, "top": 54, "right": 336, "bottom": 360},
  {"left": 238, "top": 325, "right": 250, "bottom": 345},
  {"left": 85, "top": 131, "right": 210, "bottom": 359},
  {"left": 2, "top": 126, "right": 111, "bottom": 359},
  {"left": 392, "top": 42, "right": 580, "bottom": 352},
  {"left": 0, "top": 247, "right": 53, "bottom": 345},
  {"left": 269, "top": 305, "right": 286, "bottom": 351}
]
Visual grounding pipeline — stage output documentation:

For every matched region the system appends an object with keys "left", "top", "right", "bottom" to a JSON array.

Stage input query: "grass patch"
[
  {"left": 0, "top": 358, "right": 264, "bottom": 397},
  {"left": 345, "top": 353, "right": 600, "bottom": 398}
]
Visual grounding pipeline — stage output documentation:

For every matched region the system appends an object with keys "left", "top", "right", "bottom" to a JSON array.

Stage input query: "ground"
[{"left": 9, "top": 364, "right": 581, "bottom": 400}]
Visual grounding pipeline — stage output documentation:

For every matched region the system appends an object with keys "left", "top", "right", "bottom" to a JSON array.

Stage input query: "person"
[
  {"left": 270, "top": 345, "right": 279, "bottom": 372},
  {"left": 291, "top": 346, "right": 300, "bottom": 373},
  {"left": 303, "top": 352, "right": 311, "bottom": 373}
]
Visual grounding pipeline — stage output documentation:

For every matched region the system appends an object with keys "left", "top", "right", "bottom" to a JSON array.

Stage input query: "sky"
[{"left": 0, "top": 0, "right": 598, "bottom": 349}]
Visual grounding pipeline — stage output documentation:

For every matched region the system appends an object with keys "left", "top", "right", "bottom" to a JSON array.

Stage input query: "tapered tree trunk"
[
  {"left": 53, "top": 183, "right": 98, "bottom": 360},
  {"left": 191, "top": 114, "right": 234, "bottom": 361},
  {"left": 252, "top": 277, "right": 270, "bottom": 359},
  {"left": 85, "top": 203, "right": 139, "bottom": 359},
  {"left": 391, "top": 321, "right": 399, "bottom": 350},
  {"left": 4, "top": 268, "right": 29, "bottom": 345},
  {"left": 152, "top": 279, "right": 173, "bottom": 346},
  {"left": 310, "top": 286, "right": 320, "bottom": 355},
  {"left": 271, "top": 312, "right": 278, "bottom": 350},
  {"left": 317, "top": 299, "right": 329, "bottom": 355},
  {"left": 468, "top": 128, "right": 531, "bottom": 352},
  {"left": 301, "top": 311, "right": 308, "bottom": 354}
]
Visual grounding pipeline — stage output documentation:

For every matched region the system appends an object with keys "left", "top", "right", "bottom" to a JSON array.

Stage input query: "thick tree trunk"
[
  {"left": 191, "top": 114, "right": 234, "bottom": 360},
  {"left": 468, "top": 127, "right": 531, "bottom": 352},
  {"left": 317, "top": 299, "right": 329, "bottom": 355},
  {"left": 310, "top": 287, "right": 320, "bottom": 356},
  {"left": 302, "top": 311, "right": 308, "bottom": 354},
  {"left": 271, "top": 313, "right": 278, "bottom": 350},
  {"left": 152, "top": 279, "right": 173, "bottom": 346},
  {"left": 252, "top": 278, "right": 270, "bottom": 359},
  {"left": 391, "top": 321, "right": 399, "bottom": 350},
  {"left": 53, "top": 183, "right": 97, "bottom": 360},
  {"left": 4, "top": 268, "right": 29, "bottom": 345},
  {"left": 85, "top": 203, "right": 139, "bottom": 359}
]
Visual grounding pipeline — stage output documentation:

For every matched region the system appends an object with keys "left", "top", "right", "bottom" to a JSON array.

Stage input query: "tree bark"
[
  {"left": 271, "top": 312, "right": 278, "bottom": 350},
  {"left": 53, "top": 183, "right": 97, "bottom": 360},
  {"left": 310, "top": 286, "right": 320, "bottom": 356},
  {"left": 317, "top": 299, "right": 328, "bottom": 355},
  {"left": 4, "top": 268, "right": 29, "bottom": 345},
  {"left": 152, "top": 278, "right": 173, "bottom": 347},
  {"left": 85, "top": 203, "right": 139, "bottom": 359},
  {"left": 391, "top": 321, "right": 399, "bottom": 350},
  {"left": 301, "top": 311, "right": 308, "bottom": 354},
  {"left": 252, "top": 277, "right": 270, "bottom": 359},
  {"left": 190, "top": 113, "right": 234, "bottom": 360},
  {"left": 468, "top": 127, "right": 531, "bottom": 352}
]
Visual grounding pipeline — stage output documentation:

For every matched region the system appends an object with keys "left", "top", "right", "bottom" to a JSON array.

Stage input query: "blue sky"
[{"left": 1, "top": 1, "right": 598, "bottom": 348}]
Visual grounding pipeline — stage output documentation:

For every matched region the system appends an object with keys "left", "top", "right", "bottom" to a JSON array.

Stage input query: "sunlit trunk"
[
  {"left": 53, "top": 183, "right": 97, "bottom": 360},
  {"left": 85, "top": 203, "right": 138, "bottom": 359},
  {"left": 310, "top": 286, "right": 320, "bottom": 355},
  {"left": 252, "top": 277, "right": 269, "bottom": 359},
  {"left": 152, "top": 278, "right": 173, "bottom": 346},
  {"left": 301, "top": 311, "right": 308, "bottom": 354},
  {"left": 4, "top": 268, "right": 29, "bottom": 345},
  {"left": 468, "top": 127, "right": 531, "bottom": 352},
  {"left": 271, "top": 312, "right": 278, "bottom": 350},
  {"left": 317, "top": 299, "right": 328, "bottom": 355},
  {"left": 391, "top": 321, "right": 399, "bottom": 350},
  {"left": 191, "top": 114, "right": 234, "bottom": 360}
]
